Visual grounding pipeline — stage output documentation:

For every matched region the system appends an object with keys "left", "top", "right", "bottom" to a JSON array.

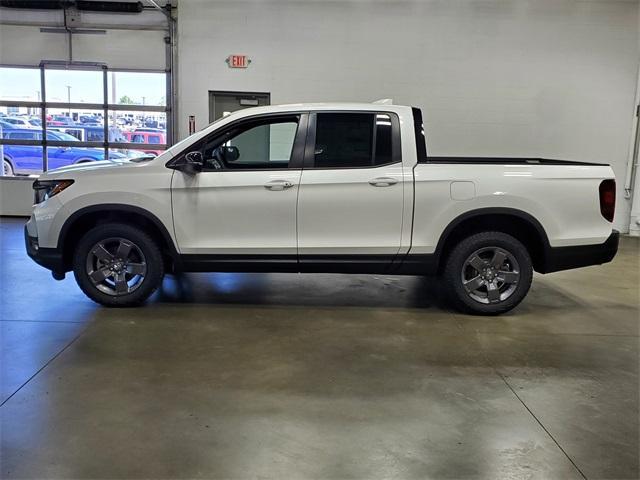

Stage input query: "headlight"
[{"left": 33, "top": 179, "right": 74, "bottom": 204}]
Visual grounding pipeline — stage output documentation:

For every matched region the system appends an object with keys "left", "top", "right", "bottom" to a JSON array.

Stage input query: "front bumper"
[
  {"left": 24, "top": 226, "right": 65, "bottom": 273},
  {"left": 541, "top": 230, "right": 620, "bottom": 273}
]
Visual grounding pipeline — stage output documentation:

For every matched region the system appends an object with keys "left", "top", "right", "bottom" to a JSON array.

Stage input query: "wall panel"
[{"left": 178, "top": 0, "right": 640, "bottom": 232}]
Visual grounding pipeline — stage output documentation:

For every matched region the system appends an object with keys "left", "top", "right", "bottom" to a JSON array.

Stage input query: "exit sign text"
[{"left": 226, "top": 55, "right": 250, "bottom": 68}]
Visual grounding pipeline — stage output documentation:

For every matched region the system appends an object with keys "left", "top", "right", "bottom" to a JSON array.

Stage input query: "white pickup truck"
[{"left": 25, "top": 103, "right": 619, "bottom": 314}]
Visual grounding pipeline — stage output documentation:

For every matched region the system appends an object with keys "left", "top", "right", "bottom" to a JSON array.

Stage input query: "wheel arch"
[
  {"left": 433, "top": 207, "right": 551, "bottom": 274},
  {"left": 58, "top": 204, "right": 180, "bottom": 272}
]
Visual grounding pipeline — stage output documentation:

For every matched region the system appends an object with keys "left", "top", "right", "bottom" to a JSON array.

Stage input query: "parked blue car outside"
[{"left": 1, "top": 128, "right": 126, "bottom": 176}]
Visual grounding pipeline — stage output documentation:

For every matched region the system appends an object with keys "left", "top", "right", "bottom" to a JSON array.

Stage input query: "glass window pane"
[
  {"left": 108, "top": 110, "right": 166, "bottom": 134},
  {"left": 44, "top": 69, "right": 103, "bottom": 104},
  {"left": 107, "top": 71, "right": 166, "bottom": 106},
  {"left": 0, "top": 105, "right": 44, "bottom": 139},
  {"left": 46, "top": 108, "right": 105, "bottom": 142},
  {"left": 268, "top": 123, "right": 298, "bottom": 161},
  {"left": 6, "top": 131, "right": 40, "bottom": 140},
  {"left": 2, "top": 146, "right": 43, "bottom": 176},
  {"left": 45, "top": 146, "right": 122, "bottom": 171},
  {"left": 374, "top": 114, "right": 393, "bottom": 166},
  {"left": 202, "top": 118, "right": 298, "bottom": 170},
  {"left": 0, "top": 67, "right": 41, "bottom": 102},
  {"left": 105, "top": 110, "right": 166, "bottom": 158},
  {"left": 227, "top": 122, "right": 297, "bottom": 165},
  {"left": 314, "top": 113, "right": 373, "bottom": 168},
  {"left": 2, "top": 144, "right": 120, "bottom": 176}
]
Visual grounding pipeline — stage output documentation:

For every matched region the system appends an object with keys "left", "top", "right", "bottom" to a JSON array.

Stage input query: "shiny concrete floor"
[{"left": 1, "top": 217, "right": 638, "bottom": 479}]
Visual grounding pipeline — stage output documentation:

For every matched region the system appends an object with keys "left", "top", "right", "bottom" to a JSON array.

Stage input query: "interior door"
[
  {"left": 208, "top": 91, "right": 270, "bottom": 123},
  {"left": 297, "top": 112, "right": 405, "bottom": 264},
  {"left": 171, "top": 113, "right": 306, "bottom": 257}
]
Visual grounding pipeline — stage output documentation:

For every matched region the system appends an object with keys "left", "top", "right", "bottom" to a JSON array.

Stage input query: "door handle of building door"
[
  {"left": 368, "top": 177, "right": 398, "bottom": 187},
  {"left": 264, "top": 180, "right": 294, "bottom": 191}
]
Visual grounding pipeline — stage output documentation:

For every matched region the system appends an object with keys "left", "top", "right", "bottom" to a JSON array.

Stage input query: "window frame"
[
  {"left": 303, "top": 110, "right": 402, "bottom": 170},
  {"left": 168, "top": 112, "right": 309, "bottom": 172},
  {"left": 0, "top": 62, "right": 171, "bottom": 174}
]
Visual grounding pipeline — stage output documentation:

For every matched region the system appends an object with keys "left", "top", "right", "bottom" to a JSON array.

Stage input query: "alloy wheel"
[
  {"left": 461, "top": 246, "right": 520, "bottom": 304},
  {"left": 85, "top": 237, "right": 147, "bottom": 296}
]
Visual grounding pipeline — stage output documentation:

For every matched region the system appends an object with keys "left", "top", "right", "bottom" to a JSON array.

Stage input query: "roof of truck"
[{"left": 226, "top": 102, "right": 408, "bottom": 117}]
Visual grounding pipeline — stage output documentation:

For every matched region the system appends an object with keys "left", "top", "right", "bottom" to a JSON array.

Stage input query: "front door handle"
[
  {"left": 264, "top": 180, "right": 295, "bottom": 191},
  {"left": 368, "top": 177, "right": 398, "bottom": 187}
]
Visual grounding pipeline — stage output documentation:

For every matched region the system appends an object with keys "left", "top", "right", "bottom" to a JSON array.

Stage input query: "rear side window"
[
  {"left": 313, "top": 112, "right": 396, "bottom": 168},
  {"left": 412, "top": 107, "right": 428, "bottom": 163},
  {"left": 86, "top": 129, "right": 104, "bottom": 142},
  {"left": 374, "top": 114, "right": 393, "bottom": 165},
  {"left": 7, "top": 131, "right": 37, "bottom": 140},
  {"left": 148, "top": 135, "right": 161, "bottom": 144}
]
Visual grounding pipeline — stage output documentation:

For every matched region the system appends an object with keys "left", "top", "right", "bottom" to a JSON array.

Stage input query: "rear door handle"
[
  {"left": 264, "top": 180, "right": 295, "bottom": 191},
  {"left": 368, "top": 177, "right": 398, "bottom": 187}
]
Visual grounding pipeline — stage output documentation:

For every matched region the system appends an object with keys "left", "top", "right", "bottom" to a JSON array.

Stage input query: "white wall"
[
  {"left": 0, "top": 20, "right": 167, "bottom": 69},
  {"left": 177, "top": 0, "right": 640, "bottom": 232},
  {"left": 0, "top": 177, "right": 34, "bottom": 216}
]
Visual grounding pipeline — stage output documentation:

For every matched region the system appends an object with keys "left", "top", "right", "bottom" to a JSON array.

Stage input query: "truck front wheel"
[
  {"left": 72, "top": 223, "right": 164, "bottom": 307},
  {"left": 443, "top": 232, "right": 533, "bottom": 315}
]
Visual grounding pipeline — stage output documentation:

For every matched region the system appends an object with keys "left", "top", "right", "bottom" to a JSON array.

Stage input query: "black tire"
[
  {"left": 443, "top": 231, "right": 533, "bottom": 315},
  {"left": 73, "top": 223, "right": 164, "bottom": 307},
  {"left": 3, "top": 158, "right": 15, "bottom": 176}
]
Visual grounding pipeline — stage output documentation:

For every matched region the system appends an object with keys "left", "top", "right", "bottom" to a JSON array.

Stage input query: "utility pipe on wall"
[
  {"left": 626, "top": 56, "right": 640, "bottom": 235},
  {"left": 624, "top": 61, "right": 640, "bottom": 201}
]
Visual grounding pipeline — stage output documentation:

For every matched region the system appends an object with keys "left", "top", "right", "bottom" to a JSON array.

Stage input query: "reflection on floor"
[{"left": 1, "top": 217, "right": 638, "bottom": 479}]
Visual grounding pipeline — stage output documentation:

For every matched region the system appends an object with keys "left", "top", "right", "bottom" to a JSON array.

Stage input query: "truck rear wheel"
[
  {"left": 73, "top": 223, "right": 164, "bottom": 307},
  {"left": 443, "top": 232, "right": 533, "bottom": 315}
]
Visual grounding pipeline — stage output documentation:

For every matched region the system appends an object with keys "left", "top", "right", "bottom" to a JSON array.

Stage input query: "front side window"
[
  {"left": 313, "top": 112, "right": 396, "bottom": 168},
  {"left": 201, "top": 116, "right": 299, "bottom": 170}
]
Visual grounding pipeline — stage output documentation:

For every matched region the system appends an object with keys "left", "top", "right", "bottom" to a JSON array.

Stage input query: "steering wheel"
[{"left": 209, "top": 147, "right": 224, "bottom": 170}]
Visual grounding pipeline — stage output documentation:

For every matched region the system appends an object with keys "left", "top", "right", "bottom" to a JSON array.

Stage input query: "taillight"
[{"left": 599, "top": 179, "right": 616, "bottom": 222}]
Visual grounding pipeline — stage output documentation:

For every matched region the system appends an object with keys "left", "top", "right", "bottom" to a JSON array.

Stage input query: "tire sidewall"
[
  {"left": 445, "top": 232, "right": 533, "bottom": 315},
  {"left": 3, "top": 159, "right": 14, "bottom": 176},
  {"left": 73, "top": 223, "right": 164, "bottom": 307}
]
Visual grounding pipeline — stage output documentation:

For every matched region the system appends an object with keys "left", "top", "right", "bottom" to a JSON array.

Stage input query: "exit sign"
[{"left": 226, "top": 55, "right": 250, "bottom": 68}]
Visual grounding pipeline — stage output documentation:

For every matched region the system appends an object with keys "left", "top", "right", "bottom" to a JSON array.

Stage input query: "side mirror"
[
  {"left": 184, "top": 151, "right": 204, "bottom": 173},
  {"left": 166, "top": 151, "right": 204, "bottom": 173}
]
